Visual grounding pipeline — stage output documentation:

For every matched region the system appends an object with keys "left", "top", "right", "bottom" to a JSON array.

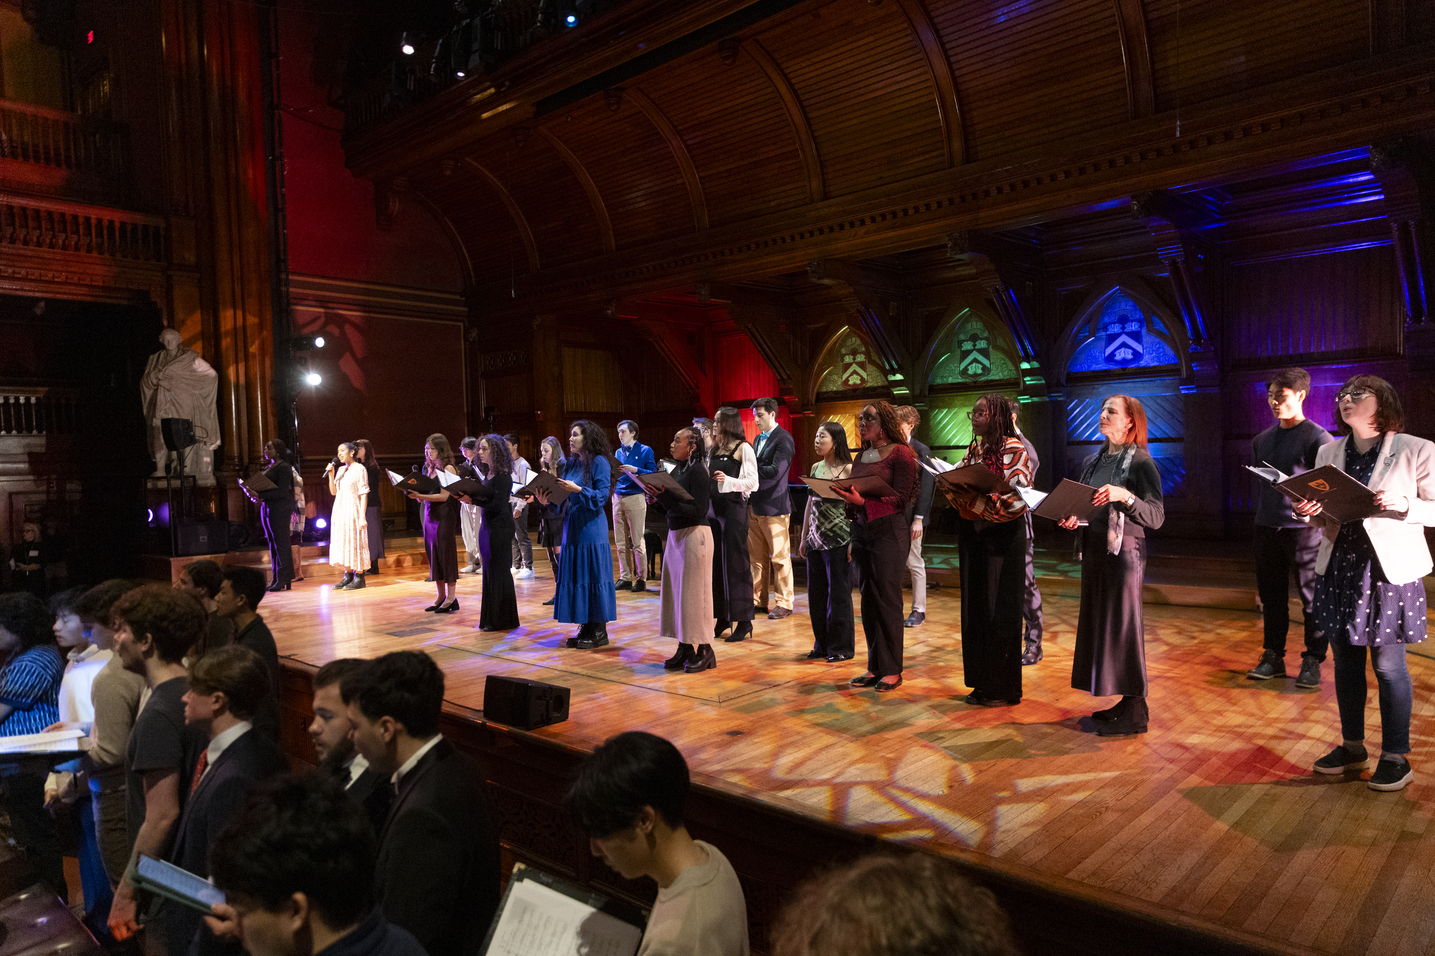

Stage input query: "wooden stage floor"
[{"left": 262, "top": 563, "right": 1435, "bottom": 956}]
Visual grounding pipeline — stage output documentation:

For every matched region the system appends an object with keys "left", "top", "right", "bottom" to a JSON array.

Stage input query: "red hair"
[{"left": 1105, "top": 395, "right": 1148, "bottom": 449}]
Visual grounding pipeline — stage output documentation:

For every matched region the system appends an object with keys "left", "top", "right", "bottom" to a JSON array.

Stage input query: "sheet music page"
[
  {"left": 919, "top": 457, "right": 957, "bottom": 475},
  {"left": 386, "top": 469, "right": 406, "bottom": 485},
  {"left": 485, "top": 878, "right": 642, "bottom": 956},
  {"left": 1016, "top": 485, "right": 1049, "bottom": 509},
  {"left": 434, "top": 470, "right": 461, "bottom": 488},
  {"left": 0, "top": 728, "right": 87, "bottom": 754},
  {"left": 1245, "top": 463, "right": 1290, "bottom": 484}
]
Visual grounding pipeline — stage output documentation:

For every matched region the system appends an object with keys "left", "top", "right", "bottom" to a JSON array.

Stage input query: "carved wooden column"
[{"left": 706, "top": 282, "right": 804, "bottom": 416}]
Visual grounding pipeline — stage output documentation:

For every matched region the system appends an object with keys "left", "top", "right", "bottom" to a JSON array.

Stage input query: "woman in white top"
[
  {"left": 798, "top": 422, "right": 854, "bottom": 662},
  {"left": 1294, "top": 375, "right": 1435, "bottom": 792},
  {"left": 326, "top": 442, "right": 370, "bottom": 590},
  {"left": 708, "top": 407, "right": 759, "bottom": 643}
]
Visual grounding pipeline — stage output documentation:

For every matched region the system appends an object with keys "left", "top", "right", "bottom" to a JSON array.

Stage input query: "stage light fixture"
[
  {"left": 291, "top": 334, "right": 325, "bottom": 352},
  {"left": 304, "top": 371, "right": 323, "bottom": 386},
  {"left": 565, "top": 13, "right": 577, "bottom": 25},
  {"left": 400, "top": 32, "right": 416, "bottom": 55},
  {"left": 316, "top": 517, "right": 328, "bottom": 529},
  {"left": 456, "top": 69, "right": 466, "bottom": 78}
]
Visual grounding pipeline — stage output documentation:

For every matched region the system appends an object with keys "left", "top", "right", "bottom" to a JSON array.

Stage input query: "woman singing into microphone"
[{"left": 326, "top": 442, "right": 369, "bottom": 590}]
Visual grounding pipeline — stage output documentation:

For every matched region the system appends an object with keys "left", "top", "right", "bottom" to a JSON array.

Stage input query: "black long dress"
[
  {"left": 469, "top": 471, "right": 519, "bottom": 630},
  {"left": 363, "top": 462, "right": 386, "bottom": 568},
  {"left": 423, "top": 466, "right": 462, "bottom": 585},
  {"left": 256, "top": 461, "right": 295, "bottom": 586},
  {"left": 708, "top": 445, "right": 754, "bottom": 625}
]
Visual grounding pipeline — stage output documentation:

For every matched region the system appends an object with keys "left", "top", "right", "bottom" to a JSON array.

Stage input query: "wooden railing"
[
  {"left": 0, "top": 193, "right": 165, "bottom": 262},
  {"left": 0, "top": 98, "right": 119, "bottom": 174},
  {"left": 0, "top": 388, "right": 78, "bottom": 436}
]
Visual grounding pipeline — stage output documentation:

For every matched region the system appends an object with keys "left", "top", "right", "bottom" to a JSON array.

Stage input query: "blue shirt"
[
  {"left": 0, "top": 644, "right": 64, "bottom": 737},
  {"left": 613, "top": 442, "right": 656, "bottom": 497}
]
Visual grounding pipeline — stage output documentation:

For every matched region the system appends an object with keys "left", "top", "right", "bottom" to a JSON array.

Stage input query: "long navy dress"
[
  {"left": 551, "top": 456, "right": 618, "bottom": 625},
  {"left": 469, "top": 471, "right": 519, "bottom": 630}
]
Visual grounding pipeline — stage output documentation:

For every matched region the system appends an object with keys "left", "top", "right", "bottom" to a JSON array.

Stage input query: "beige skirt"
[{"left": 660, "top": 524, "right": 715, "bottom": 645}]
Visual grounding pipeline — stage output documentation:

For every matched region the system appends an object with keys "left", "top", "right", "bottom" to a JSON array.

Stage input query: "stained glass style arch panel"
[
  {"left": 815, "top": 329, "right": 889, "bottom": 396},
  {"left": 929, "top": 313, "right": 1020, "bottom": 387},
  {"left": 1065, "top": 291, "right": 1180, "bottom": 375}
]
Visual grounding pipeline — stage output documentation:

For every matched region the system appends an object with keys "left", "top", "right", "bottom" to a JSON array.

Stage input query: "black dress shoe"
[
  {"left": 804, "top": 649, "right": 826, "bottom": 660},
  {"left": 683, "top": 644, "right": 716, "bottom": 673},
  {"left": 665, "top": 644, "right": 695, "bottom": 670},
  {"left": 1022, "top": 642, "right": 1044, "bottom": 665},
  {"left": 615, "top": 580, "right": 633, "bottom": 591},
  {"left": 753, "top": 605, "right": 769, "bottom": 615},
  {"left": 576, "top": 628, "right": 610, "bottom": 649},
  {"left": 367, "top": 565, "right": 380, "bottom": 575},
  {"left": 542, "top": 597, "right": 555, "bottom": 606},
  {"left": 768, "top": 607, "right": 792, "bottom": 620},
  {"left": 435, "top": 599, "right": 459, "bottom": 613},
  {"left": 337, "top": 571, "right": 355, "bottom": 590},
  {"left": 875, "top": 676, "right": 903, "bottom": 692},
  {"left": 965, "top": 691, "right": 1020, "bottom": 707},
  {"left": 1092, "top": 697, "right": 1128, "bottom": 721},
  {"left": 904, "top": 611, "right": 925, "bottom": 627},
  {"left": 566, "top": 624, "right": 591, "bottom": 648},
  {"left": 850, "top": 673, "right": 880, "bottom": 687},
  {"left": 633, "top": 580, "right": 647, "bottom": 592},
  {"left": 1096, "top": 697, "right": 1148, "bottom": 736},
  {"left": 714, "top": 620, "right": 731, "bottom": 639},
  {"left": 424, "top": 602, "right": 441, "bottom": 612},
  {"left": 826, "top": 652, "right": 855, "bottom": 663},
  {"left": 724, "top": 621, "right": 752, "bottom": 643}
]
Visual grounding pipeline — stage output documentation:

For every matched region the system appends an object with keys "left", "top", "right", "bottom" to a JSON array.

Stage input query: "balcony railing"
[
  {"left": 0, "top": 98, "right": 121, "bottom": 176},
  {"left": 0, "top": 193, "right": 165, "bottom": 262},
  {"left": 0, "top": 388, "right": 78, "bottom": 436}
]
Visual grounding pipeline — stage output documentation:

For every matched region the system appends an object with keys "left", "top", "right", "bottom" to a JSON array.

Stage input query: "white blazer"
[{"left": 1309, "top": 431, "right": 1435, "bottom": 585}]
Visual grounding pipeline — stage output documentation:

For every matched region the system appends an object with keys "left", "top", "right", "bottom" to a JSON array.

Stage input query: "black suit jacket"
[
  {"left": 346, "top": 765, "right": 394, "bottom": 835},
  {"left": 167, "top": 729, "right": 287, "bottom": 956},
  {"left": 909, "top": 438, "right": 935, "bottom": 521},
  {"left": 375, "top": 739, "right": 501, "bottom": 956},
  {"left": 750, "top": 425, "right": 795, "bottom": 517},
  {"left": 234, "top": 617, "right": 281, "bottom": 741}
]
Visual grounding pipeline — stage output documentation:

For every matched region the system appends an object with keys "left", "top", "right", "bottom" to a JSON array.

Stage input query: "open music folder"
[
  {"left": 515, "top": 470, "right": 571, "bottom": 506},
  {"left": 1245, "top": 462, "right": 1400, "bottom": 524},
  {"left": 631, "top": 469, "right": 693, "bottom": 500},
  {"left": 479, "top": 863, "right": 645, "bottom": 956}
]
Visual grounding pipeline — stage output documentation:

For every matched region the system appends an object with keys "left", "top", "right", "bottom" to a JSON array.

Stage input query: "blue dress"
[{"left": 552, "top": 456, "right": 618, "bottom": 625}]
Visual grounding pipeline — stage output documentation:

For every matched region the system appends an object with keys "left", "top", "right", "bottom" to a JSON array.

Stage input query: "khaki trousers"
[
  {"left": 612, "top": 492, "right": 648, "bottom": 582},
  {"left": 748, "top": 512, "right": 794, "bottom": 610}
]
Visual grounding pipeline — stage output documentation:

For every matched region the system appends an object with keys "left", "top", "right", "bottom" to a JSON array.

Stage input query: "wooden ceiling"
[{"left": 346, "top": 0, "right": 1434, "bottom": 308}]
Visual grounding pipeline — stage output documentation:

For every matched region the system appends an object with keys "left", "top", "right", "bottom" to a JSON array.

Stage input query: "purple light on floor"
[{"left": 316, "top": 517, "right": 327, "bottom": 529}]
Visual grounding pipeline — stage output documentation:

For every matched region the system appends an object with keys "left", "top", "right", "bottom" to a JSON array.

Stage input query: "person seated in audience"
[
  {"left": 73, "top": 579, "right": 148, "bottom": 887},
  {"left": 107, "top": 584, "right": 208, "bottom": 943},
  {"left": 768, "top": 852, "right": 1020, "bottom": 956},
  {"left": 0, "top": 591, "right": 68, "bottom": 898},
  {"left": 177, "top": 559, "right": 235, "bottom": 658},
  {"left": 44, "top": 586, "right": 115, "bottom": 932},
  {"left": 307, "top": 658, "right": 390, "bottom": 832},
  {"left": 341, "top": 651, "right": 500, "bottom": 956},
  {"left": 10, "top": 522, "right": 53, "bottom": 598},
  {"left": 215, "top": 566, "right": 281, "bottom": 740},
  {"left": 565, "top": 731, "right": 749, "bottom": 956},
  {"left": 203, "top": 774, "right": 426, "bottom": 956},
  {"left": 164, "top": 644, "right": 287, "bottom": 956}
]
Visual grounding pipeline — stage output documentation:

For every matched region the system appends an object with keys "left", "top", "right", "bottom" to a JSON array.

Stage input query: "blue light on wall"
[{"left": 1067, "top": 292, "right": 1179, "bottom": 374}]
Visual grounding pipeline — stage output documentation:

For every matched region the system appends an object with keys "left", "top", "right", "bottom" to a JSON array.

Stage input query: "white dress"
[{"left": 329, "top": 463, "right": 370, "bottom": 569}]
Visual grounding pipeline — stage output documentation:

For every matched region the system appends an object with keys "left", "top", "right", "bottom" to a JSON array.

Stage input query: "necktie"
[{"left": 190, "top": 750, "right": 209, "bottom": 795}]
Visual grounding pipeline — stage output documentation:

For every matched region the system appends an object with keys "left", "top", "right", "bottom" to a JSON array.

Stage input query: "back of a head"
[
  {"left": 341, "top": 651, "right": 444, "bottom": 738},
  {"left": 189, "top": 644, "right": 271, "bottom": 721},
  {"left": 210, "top": 773, "right": 376, "bottom": 930},
  {"left": 112, "top": 584, "right": 208, "bottom": 664},
  {"left": 184, "top": 559, "right": 225, "bottom": 599},
  {"left": 565, "top": 731, "right": 689, "bottom": 838},
  {"left": 223, "top": 565, "right": 268, "bottom": 612},
  {"left": 0, "top": 592, "right": 56, "bottom": 653},
  {"left": 75, "top": 579, "right": 143, "bottom": 627},
  {"left": 770, "top": 853, "right": 1020, "bottom": 956}
]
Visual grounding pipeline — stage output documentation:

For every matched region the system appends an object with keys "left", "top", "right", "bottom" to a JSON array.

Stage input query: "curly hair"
[
  {"left": 479, "top": 433, "right": 515, "bottom": 482},
  {"left": 858, "top": 401, "right": 907, "bottom": 449},
  {"left": 976, "top": 393, "right": 1018, "bottom": 454},
  {"left": 111, "top": 584, "right": 208, "bottom": 664}
]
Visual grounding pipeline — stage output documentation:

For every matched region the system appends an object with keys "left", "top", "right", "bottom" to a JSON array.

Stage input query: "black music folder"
[
  {"left": 1029, "top": 479, "right": 1103, "bottom": 524},
  {"left": 930, "top": 462, "right": 1013, "bottom": 496},
  {"left": 478, "top": 863, "right": 645, "bottom": 956},
  {"left": 1250, "top": 463, "right": 1401, "bottom": 524},
  {"left": 632, "top": 469, "right": 693, "bottom": 500},
  {"left": 237, "top": 471, "right": 277, "bottom": 495},
  {"left": 829, "top": 474, "right": 899, "bottom": 500},
  {"left": 386, "top": 469, "right": 441, "bottom": 495},
  {"left": 515, "top": 470, "right": 571, "bottom": 506}
]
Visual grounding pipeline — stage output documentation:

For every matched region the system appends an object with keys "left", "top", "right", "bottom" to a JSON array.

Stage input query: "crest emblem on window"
[
  {"left": 1103, "top": 312, "right": 1144, "bottom": 367},
  {"left": 841, "top": 344, "right": 870, "bottom": 390},
  {"left": 958, "top": 332, "right": 991, "bottom": 380}
]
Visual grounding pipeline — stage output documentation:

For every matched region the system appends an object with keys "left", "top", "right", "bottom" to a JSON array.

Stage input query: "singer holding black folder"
[
  {"left": 646, "top": 427, "right": 717, "bottom": 673},
  {"left": 945, "top": 394, "right": 1032, "bottom": 707},
  {"left": 461, "top": 436, "right": 520, "bottom": 632},
  {"left": 832, "top": 402, "right": 919, "bottom": 692},
  {"left": 325, "top": 443, "right": 369, "bottom": 591},
  {"left": 1294, "top": 376, "right": 1435, "bottom": 792},
  {"left": 251, "top": 440, "right": 294, "bottom": 591},
  {"left": 1057, "top": 395, "right": 1164, "bottom": 736},
  {"left": 407, "top": 434, "right": 462, "bottom": 613},
  {"left": 535, "top": 421, "right": 618, "bottom": 649}
]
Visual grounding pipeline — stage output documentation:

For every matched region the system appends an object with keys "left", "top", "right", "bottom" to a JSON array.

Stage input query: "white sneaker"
[{"left": 514, "top": 567, "right": 535, "bottom": 579}]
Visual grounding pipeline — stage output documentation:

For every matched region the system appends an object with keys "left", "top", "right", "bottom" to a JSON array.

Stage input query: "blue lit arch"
[{"left": 1054, "top": 281, "right": 1192, "bottom": 386}]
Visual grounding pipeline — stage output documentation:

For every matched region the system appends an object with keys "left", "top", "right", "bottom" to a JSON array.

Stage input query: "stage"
[{"left": 262, "top": 560, "right": 1435, "bottom": 956}]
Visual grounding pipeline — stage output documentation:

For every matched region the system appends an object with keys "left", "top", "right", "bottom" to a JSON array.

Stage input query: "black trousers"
[
  {"left": 710, "top": 495, "right": 754, "bottom": 623},
  {"left": 958, "top": 517, "right": 1027, "bottom": 700},
  {"left": 807, "top": 545, "right": 854, "bottom": 658},
  {"left": 0, "top": 764, "right": 67, "bottom": 899},
  {"left": 1254, "top": 524, "right": 1326, "bottom": 661},
  {"left": 852, "top": 512, "right": 908, "bottom": 677},
  {"left": 261, "top": 503, "right": 293, "bottom": 585}
]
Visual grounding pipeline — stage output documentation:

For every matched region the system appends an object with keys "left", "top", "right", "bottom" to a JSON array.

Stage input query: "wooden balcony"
[
  {"left": 0, "top": 192, "right": 164, "bottom": 263},
  {"left": 0, "top": 98, "right": 126, "bottom": 202}
]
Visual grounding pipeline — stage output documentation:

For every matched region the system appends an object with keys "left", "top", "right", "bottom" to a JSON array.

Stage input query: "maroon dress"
[{"left": 849, "top": 443, "right": 919, "bottom": 677}]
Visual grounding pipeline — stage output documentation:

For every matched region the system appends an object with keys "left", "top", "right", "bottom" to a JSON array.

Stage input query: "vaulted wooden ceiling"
[{"left": 346, "top": 0, "right": 1430, "bottom": 306}]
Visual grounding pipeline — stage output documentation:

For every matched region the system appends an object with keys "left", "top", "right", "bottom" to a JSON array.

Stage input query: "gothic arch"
[{"left": 1052, "top": 276, "right": 1194, "bottom": 386}]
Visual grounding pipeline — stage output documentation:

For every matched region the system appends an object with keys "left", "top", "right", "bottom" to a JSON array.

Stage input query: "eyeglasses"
[
  {"left": 1336, "top": 388, "right": 1372, "bottom": 404},
  {"left": 966, "top": 410, "right": 989, "bottom": 421}
]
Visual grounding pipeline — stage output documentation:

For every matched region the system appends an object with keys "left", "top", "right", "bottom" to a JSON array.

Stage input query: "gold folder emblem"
[{"left": 1309, "top": 480, "right": 1330, "bottom": 492}]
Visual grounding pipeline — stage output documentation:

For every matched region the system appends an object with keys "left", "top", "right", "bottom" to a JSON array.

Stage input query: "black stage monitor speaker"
[
  {"left": 483, "top": 675, "right": 570, "bottom": 730},
  {"left": 175, "top": 520, "right": 226, "bottom": 556},
  {"left": 161, "top": 418, "right": 197, "bottom": 452}
]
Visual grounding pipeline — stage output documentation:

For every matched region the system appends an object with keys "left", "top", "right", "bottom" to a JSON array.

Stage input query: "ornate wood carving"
[
  {"left": 535, "top": 128, "right": 615, "bottom": 253},
  {"left": 1111, "top": 0, "right": 1154, "bottom": 120},
  {"left": 464, "top": 159, "right": 541, "bottom": 273},
  {"left": 891, "top": 0, "right": 965, "bottom": 167},
  {"left": 626, "top": 88, "right": 709, "bottom": 231},
  {"left": 741, "top": 39, "right": 824, "bottom": 203}
]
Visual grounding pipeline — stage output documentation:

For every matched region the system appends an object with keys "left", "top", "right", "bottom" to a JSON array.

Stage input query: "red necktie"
[{"left": 190, "top": 750, "right": 209, "bottom": 795}]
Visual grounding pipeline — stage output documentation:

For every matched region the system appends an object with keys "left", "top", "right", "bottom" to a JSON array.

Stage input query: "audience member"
[
  {"left": 11, "top": 521, "right": 52, "bottom": 598},
  {"left": 0, "top": 591, "right": 67, "bottom": 897},
  {"left": 177, "top": 559, "right": 235, "bottom": 658},
  {"left": 566, "top": 731, "right": 749, "bottom": 956},
  {"left": 308, "top": 658, "right": 390, "bottom": 832},
  {"left": 215, "top": 566, "right": 281, "bottom": 740},
  {"left": 107, "top": 584, "right": 207, "bottom": 941},
  {"left": 747, "top": 398, "right": 795, "bottom": 619},
  {"left": 768, "top": 852, "right": 1020, "bottom": 956},
  {"left": 341, "top": 651, "right": 500, "bottom": 956},
  {"left": 204, "top": 774, "right": 426, "bottom": 956},
  {"left": 164, "top": 644, "right": 287, "bottom": 956}
]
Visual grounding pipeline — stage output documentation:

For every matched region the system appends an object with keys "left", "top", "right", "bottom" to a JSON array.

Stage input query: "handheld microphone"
[{"left": 330, "top": 457, "right": 342, "bottom": 471}]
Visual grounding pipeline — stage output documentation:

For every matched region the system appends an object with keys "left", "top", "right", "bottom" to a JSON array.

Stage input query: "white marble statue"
[{"left": 141, "top": 328, "right": 221, "bottom": 485}]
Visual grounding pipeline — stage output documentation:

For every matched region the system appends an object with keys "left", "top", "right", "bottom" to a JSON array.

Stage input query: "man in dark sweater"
[
  {"left": 1247, "top": 367, "right": 1334, "bottom": 688},
  {"left": 215, "top": 567, "right": 281, "bottom": 741},
  {"left": 204, "top": 774, "right": 427, "bottom": 956}
]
